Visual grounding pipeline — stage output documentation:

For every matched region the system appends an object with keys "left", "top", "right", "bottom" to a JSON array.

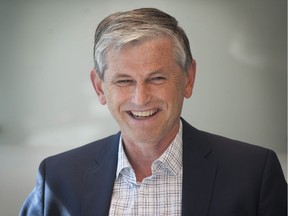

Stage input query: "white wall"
[{"left": 0, "top": 0, "right": 286, "bottom": 215}]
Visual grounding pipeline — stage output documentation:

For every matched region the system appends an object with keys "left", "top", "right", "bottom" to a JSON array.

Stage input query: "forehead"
[
  {"left": 106, "top": 37, "right": 176, "bottom": 66},
  {"left": 103, "top": 38, "right": 183, "bottom": 80}
]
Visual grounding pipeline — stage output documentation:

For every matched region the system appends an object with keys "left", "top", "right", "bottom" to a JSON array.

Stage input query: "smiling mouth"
[{"left": 129, "top": 109, "right": 159, "bottom": 119}]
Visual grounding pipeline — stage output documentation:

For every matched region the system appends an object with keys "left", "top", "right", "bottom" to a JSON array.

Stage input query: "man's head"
[
  {"left": 91, "top": 8, "right": 196, "bottom": 146},
  {"left": 93, "top": 8, "right": 193, "bottom": 80}
]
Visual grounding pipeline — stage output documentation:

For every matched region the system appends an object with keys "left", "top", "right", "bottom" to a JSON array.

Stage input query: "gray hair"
[{"left": 93, "top": 8, "right": 193, "bottom": 80}]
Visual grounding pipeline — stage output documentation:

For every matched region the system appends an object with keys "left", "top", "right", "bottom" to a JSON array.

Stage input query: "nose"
[{"left": 132, "top": 82, "right": 151, "bottom": 106}]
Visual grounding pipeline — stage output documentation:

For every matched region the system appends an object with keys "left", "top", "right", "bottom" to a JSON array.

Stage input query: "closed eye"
[
  {"left": 115, "top": 79, "right": 134, "bottom": 86},
  {"left": 152, "top": 76, "right": 165, "bottom": 80},
  {"left": 150, "top": 76, "right": 166, "bottom": 84}
]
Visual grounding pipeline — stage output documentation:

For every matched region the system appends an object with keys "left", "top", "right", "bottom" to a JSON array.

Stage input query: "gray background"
[{"left": 0, "top": 0, "right": 286, "bottom": 215}]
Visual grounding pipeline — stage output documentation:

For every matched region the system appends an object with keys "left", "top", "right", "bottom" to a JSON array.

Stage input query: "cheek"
[
  {"left": 102, "top": 86, "right": 116, "bottom": 109},
  {"left": 156, "top": 88, "right": 181, "bottom": 107},
  {"left": 166, "top": 84, "right": 186, "bottom": 108},
  {"left": 105, "top": 87, "right": 128, "bottom": 109}
]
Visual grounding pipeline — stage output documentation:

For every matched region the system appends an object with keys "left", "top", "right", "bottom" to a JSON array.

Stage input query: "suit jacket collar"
[
  {"left": 81, "top": 132, "right": 120, "bottom": 216},
  {"left": 181, "top": 118, "right": 218, "bottom": 216}
]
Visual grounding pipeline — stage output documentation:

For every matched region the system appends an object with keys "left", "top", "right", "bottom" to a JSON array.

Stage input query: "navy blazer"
[{"left": 20, "top": 119, "right": 287, "bottom": 216}]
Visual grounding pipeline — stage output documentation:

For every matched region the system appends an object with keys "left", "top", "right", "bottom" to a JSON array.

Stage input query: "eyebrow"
[
  {"left": 111, "top": 69, "right": 165, "bottom": 79},
  {"left": 148, "top": 70, "right": 165, "bottom": 76},
  {"left": 112, "top": 73, "right": 132, "bottom": 79}
]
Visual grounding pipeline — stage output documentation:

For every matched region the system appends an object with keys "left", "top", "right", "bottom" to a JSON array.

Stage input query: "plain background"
[{"left": 0, "top": 0, "right": 286, "bottom": 215}]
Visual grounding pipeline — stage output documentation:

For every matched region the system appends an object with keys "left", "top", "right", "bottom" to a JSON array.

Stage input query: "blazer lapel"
[
  {"left": 82, "top": 133, "right": 120, "bottom": 216},
  {"left": 181, "top": 119, "right": 218, "bottom": 216}
]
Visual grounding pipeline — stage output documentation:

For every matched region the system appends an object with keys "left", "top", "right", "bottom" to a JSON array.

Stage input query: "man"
[{"left": 20, "top": 8, "right": 286, "bottom": 216}]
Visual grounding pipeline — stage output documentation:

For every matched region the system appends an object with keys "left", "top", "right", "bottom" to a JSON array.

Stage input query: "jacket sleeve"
[
  {"left": 19, "top": 159, "right": 71, "bottom": 216},
  {"left": 19, "top": 161, "right": 46, "bottom": 216},
  {"left": 258, "top": 150, "right": 287, "bottom": 216}
]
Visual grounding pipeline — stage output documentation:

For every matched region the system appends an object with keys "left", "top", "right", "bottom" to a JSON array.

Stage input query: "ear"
[
  {"left": 184, "top": 59, "right": 196, "bottom": 99},
  {"left": 90, "top": 69, "right": 106, "bottom": 105}
]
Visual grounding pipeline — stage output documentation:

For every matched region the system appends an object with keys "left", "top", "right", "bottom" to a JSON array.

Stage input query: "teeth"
[{"left": 131, "top": 109, "right": 157, "bottom": 118}]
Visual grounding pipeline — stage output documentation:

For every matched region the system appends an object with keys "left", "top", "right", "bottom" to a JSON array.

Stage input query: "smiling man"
[
  {"left": 20, "top": 8, "right": 286, "bottom": 216},
  {"left": 91, "top": 36, "right": 195, "bottom": 183}
]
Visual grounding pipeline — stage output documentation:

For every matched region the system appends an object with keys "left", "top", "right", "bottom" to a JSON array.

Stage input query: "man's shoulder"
[
  {"left": 42, "top": 133, "right": 120, "bottom": 170},
  {"left": 199, "top": 129, "right": 271, "bottom": 160},
  {"left": 182, "top": 119, "right": 285, "bottom": 180},
  {"left": 182, "top": 118, "right": 272, "bottom": 161}
]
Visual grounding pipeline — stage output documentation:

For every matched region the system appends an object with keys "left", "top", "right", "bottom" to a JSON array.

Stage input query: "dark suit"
[{"left": 20, "top": 119, "right": 287, "bottom": 216}]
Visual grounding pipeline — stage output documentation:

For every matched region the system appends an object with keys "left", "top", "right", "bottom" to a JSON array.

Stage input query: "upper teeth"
[{"left": 131, "top": 109, "right": 157, "bottom": 117}]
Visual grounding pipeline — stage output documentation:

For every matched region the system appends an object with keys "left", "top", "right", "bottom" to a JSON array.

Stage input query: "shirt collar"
[
  {"left": 116, "top": 137, "right": 133, "bottom": 179},
  {"left": 116, "top": 121, "right": 183, "bottom": 178}
]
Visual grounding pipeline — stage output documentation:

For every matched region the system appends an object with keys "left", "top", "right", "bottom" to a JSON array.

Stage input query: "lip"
[{"left": 128, "top": 109, "right": 159, "bottom": 120}]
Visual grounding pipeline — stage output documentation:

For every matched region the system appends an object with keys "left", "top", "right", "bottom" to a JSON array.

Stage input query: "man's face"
[{"left": 91, "top": 37, "right": 196, "bottom": 145}]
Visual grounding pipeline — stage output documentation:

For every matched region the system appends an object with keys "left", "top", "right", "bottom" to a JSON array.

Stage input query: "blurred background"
[{"left": 0, "top": 0, "right": 286, "bottom": 215}]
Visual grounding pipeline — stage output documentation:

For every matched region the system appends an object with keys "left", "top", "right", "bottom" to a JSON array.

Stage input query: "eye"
[
  {"left": 115, "top": 79, "right": 134, "bottom": 86},
  {"left": 152, "top": 76, "right": 165, "bottom": 80},
  {"left": 150, "top": 76, "right": 166, "bottom": 84}
]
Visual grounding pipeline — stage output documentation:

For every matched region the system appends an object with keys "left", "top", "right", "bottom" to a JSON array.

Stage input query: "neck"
[
  {"left": 121, "top": 125, "right": 180, "bottom": 182},
  {"left": 123, "top": 141, "right": 167, "bottom": 182}
]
